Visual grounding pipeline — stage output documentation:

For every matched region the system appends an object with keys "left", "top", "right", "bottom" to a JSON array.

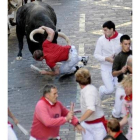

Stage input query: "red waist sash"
[{"left": 85, "top": 116, "right": 107, "bottom": 130}]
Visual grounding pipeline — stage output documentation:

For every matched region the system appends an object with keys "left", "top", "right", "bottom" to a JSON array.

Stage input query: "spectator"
[
  {"left": 107, "top": 118, "right": 127, "bottom": 140},
  {"left": 75, "top": 68, "right": 107, "bottom": 140},
  {"left": 94, "top": 21, "right": 122, "bottom": 98},
  {"left": 120, "top": 74, "right": 132, "bottom": 140}
]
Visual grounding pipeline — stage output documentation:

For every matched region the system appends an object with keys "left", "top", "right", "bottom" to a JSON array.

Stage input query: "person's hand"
[
  {"left": 75, "top": 124, "right": 86, "bottom": 134},
  {"left": 13, "top": 117, "right": 19, "bottom": 125},
  {"left": 40, "top": 70, "right": 47, "bottom": 75},
  {"left": 105, "top": 56, "right": 114, "bottom": 63},
  {"left": 66, "top": 111, "right": 74, "bottom": 121},
  {"left": 38, "top": 26, "right": 45, "bottom": 30},
  {"left": 121, "top": 66, "right": 128, "bottom": 73}
]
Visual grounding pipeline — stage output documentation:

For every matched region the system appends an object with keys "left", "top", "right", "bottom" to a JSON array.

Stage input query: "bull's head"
[{"left": 29, "top": 28, "right": 71, "bottom": 45}]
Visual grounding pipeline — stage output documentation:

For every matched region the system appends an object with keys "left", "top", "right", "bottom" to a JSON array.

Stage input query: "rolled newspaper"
[
  {"left": 30, "top": 64, "right": 41, "bottom": 72},
  {"left": 69, "top": 102, "right": 74, "bottom": 123},
  {"left": 17, "top": 123, "right": 29, "bottom": 135}
]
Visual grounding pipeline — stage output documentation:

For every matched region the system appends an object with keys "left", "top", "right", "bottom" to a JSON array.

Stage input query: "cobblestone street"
[{"left": 8, "top": 0, "right": 132, "bottom": 139}]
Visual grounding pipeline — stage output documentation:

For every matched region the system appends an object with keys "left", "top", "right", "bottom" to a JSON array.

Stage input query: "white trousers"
[
  {"left": 8, "top": 124, "right": 18, "bottom": 140},
  {"left": 59, "top": 46, "right": 82, "bottom": 74},
  {"left": 112, "top": 84, "right": 125, "bottom": 118},
  {"left": 81, "top": 122, "right": 107, "bottom": 140},
  {"left": 99, "top": 69, "right": 118, "bottom": 96}
]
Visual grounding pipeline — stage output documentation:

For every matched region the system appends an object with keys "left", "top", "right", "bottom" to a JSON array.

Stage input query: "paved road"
[{"left": 8, "top": 0, "right": 132, "bottom": 139}]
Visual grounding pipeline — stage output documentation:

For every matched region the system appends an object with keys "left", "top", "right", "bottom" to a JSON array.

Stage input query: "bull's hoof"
[
  {"left": 16, "top": 56, "right": 22, "bottom": 60},
  {"left": 9, "top": 18, "right": 16, "bottom": 26}
]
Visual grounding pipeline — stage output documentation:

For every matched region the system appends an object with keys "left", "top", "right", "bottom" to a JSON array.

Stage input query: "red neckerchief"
[
  {"left": 40, "top": 97, "right": 56, "bottom": 107},
  {"left": 114, "top": 131, "right": 122, "bottom": 138},
  {"left": 8, "top": 121, "right": 13, "bottom": 129},
  {"left": 124, "top": 93, "right": 132, "bottom": 101},
  {"left": 105, "top": 31, "right": 118, "bottom": 41}
]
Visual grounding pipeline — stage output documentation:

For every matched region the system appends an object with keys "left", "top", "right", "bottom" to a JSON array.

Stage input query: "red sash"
[
  {"left": 85, "top": 116, "right": 107, "bottom": 131},
  {"left": 8, "top": 121, "right": 13, "bottom": 129}
]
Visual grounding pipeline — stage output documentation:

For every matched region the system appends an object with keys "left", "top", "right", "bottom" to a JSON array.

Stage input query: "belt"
[{"left": 85, "top": 116, "right": 107, "bottom": 131}]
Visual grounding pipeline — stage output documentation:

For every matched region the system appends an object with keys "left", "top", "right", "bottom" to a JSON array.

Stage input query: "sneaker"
[
  {"left": 74, "top": 65, "right": 83, "bottom": 73},
  {"left": 81, "top": 56, "right": 89, "bottom": 65}
]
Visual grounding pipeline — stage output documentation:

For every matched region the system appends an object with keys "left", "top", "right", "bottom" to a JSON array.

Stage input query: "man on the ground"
[{"left": 30, "top": 26, "right": 88, "bottom": 76}]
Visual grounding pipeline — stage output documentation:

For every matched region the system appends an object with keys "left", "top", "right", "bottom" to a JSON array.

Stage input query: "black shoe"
[
  {"left": 74, "top": 65, "right": 83, "bottom": 73},
  {"left": 81, "top": 56, "right": 89, "bottom": 65}
]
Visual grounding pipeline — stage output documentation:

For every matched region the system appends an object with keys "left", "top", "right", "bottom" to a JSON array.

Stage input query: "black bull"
[{"left": 16, "top": 1, "right": 57, "bottom": 59}]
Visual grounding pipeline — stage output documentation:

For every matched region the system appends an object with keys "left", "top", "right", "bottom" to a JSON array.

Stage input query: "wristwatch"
[{"left": 75, "top": 121, "right": 80, "bottom": 126}]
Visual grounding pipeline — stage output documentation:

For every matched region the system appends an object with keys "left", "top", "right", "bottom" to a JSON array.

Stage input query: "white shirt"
[
  {"left": 94, "top": 33, "right": 122, "bottom": 70},
  {"left": 80, "top": 84, "right": 104, "bottom": 121}
]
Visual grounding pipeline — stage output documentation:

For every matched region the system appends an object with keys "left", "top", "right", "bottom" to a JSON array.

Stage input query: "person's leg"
[
  {"left": 92, "top": 123, "right": 107, "bottom": 140},
  {"left": 59, "top": 46, "right": 82, "bottom": 74},
  {"left": 99, "top": 70, "right": 115, "bottom": 98},
  {"left": 24, "top": 0, "right": 28, "bottom": 4},
  {"left": 81, "top": 122, "right": 94, "bottom": 140},
  {"left": 8, "top": 125, "right": 18, "bottom": 140},
  {"left": 112, "top": 85, "right": 125, "bottom": 118}
]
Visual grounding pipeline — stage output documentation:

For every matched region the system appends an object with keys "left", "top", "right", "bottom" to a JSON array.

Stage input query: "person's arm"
[
  {"left": 35, "top": 102, "right": 72, "bottom": 127},
  {"left": 40, "top": 65, "right": 60, "bottom": 76},
  {"left": 39, "top": 26, "right": 55, "bottom": 42},
  {"left": 120, "top": 115, "right": 128, "bottom": 127},
  {"left": 8, "top": 108, "right": 19, "bottom": 125},
  {"left": 94, "top": 39, "right": 106, "bottom": 62},
  {"left": 112, "top": 55, "right": 127, "bottom": 77},
  {"left": 75, "top": 124, "right": 86, "bottom": 134},
  {"left": 112, "top": 66, "right": 128, "bottom": 77},
  {"left": 79, "top": 88, "right": 97, "bottom": 122},
  {"left": 79, "top": 110, "right": 94, "bottom": 123},
  {"left": 59, "top": 102, "right": 86, "bottom": 133},
  {"left": 105, "top": 55, "right": 114, "bottom": 63},
  {"left": 120, "top": 100, "right": 128, "bottom": 127}
]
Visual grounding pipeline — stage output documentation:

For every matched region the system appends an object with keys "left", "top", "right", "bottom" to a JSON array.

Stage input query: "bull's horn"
[
  {"left": 30, "top": 28, "right": 45, "bottom": 43},
  {"left": 58, "top": 32, "right": 71, "bottom": 45}
]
